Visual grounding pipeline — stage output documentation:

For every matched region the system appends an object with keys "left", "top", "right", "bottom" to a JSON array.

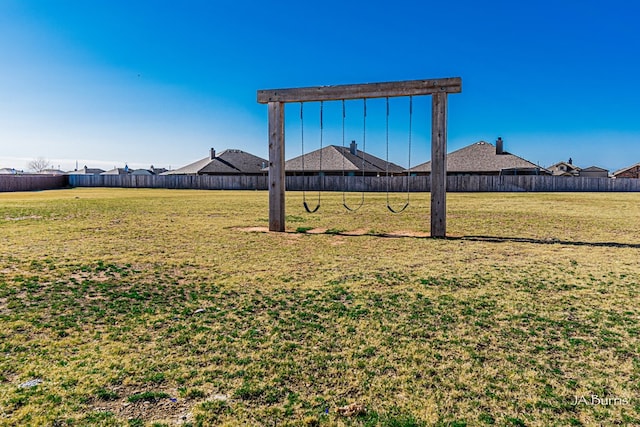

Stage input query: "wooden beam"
[
  {"left": 258, "top": 77, "right": 461, "bottom": 104},
  {"left": 268, "top": 102, "right": 285, "bottom": 232},
  {"left": 431, "top": 92, "right": 448, "bottom": 238}
]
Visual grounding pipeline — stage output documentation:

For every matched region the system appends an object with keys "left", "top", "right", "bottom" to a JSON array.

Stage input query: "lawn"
[{"left": 0, "top": 188, "right": 639, "bottom": 426}]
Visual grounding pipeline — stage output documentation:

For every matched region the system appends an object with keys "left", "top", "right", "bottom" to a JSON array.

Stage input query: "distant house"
[
  {"left": 283, "top": 141, "right": 404, "bottom": 176},
  {"left": 131, "top": 169, "right": 153, "bottom": 176},
  {"left": 579, "top": 166, "right": 609, "bottom": 178},
  {"left": 612, "top": 163, "right": 640, "bottom": 179},
  {"left": 101, "top": 166, "right": 131, "bottom": 175},
  {"left": 131, "top": 166, "right": 168, "bottom": 175},
  {"left": 38, "top": 168, "right": 67, "bottom": 175},
  {"left": 165, "top": 148, "right": 267, "bottom": 176},
  {"left": 548, "top": 160, "right": 608, "bottom": 178},
  {"left": 67, "top": 166, "right": 105, "bottom": 175},
  {"left": 410, "top": 139, "right": 550, "bottom": 176},
  {"left": 548, "top": 160, "right": 580, "bottom": 177},
  {"left": 0, "top": 168, "right": 19, "bottom": 175}
]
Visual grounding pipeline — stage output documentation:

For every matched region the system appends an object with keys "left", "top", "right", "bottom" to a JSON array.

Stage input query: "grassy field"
[{"left": 0, "top": 188, "right": 639, "bottom": 426}]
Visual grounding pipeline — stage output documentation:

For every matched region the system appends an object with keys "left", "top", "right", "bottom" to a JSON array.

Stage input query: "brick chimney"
[
  {"left": 210, "top": 148, "right": 216, "bottom": 160},
  {"left": 496, "top": 137, "right": 504, "bottom": 155},
  {"left": 350, "top": 140, "right": 357, "bottom": 155}
]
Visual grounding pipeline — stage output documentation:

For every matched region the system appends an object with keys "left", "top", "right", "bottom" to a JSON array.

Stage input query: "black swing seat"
[
  {"left": 387, "top": 202, "right": 409, "bottom": 214},
  {"left": 343, "top": 202, "right": 363, "bottom": 212},
  {"left": 303, "top": 201, "right": 320, "bottom": 213}
]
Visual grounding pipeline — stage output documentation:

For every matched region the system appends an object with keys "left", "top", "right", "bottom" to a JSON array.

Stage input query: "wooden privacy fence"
[
  {"left": 68, "top": 174, "right": 268, "bottom": 190},
  {"left": 289, "top": 175, "right": 640, "bottom": 192},
  {"left": 66, "top": 174, "right": 640, "bottom": 192},
  {"left": 447, "top": 175, "right": 640, "bottom": 192},
  {"left": 0, "top": 175, "right": 67, "bottom": 192}
]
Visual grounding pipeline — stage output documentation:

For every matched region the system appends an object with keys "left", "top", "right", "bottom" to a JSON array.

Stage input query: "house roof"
[
  {"left": 39, "top": 169, "right": 66, "bottom": 175},
  {"left": 612, "top": 162, "right": 640, "bottom": 176},
  {"left": 548, "top": 161, "right": 580, "bottom": 171},
  {"left": 199, "top": 150, "right": 267, "bottom": 174},
  {"left": 66, "top": 167, "right": 105, "bottom": 175},
  {"left": 284, "top": 145, "right": 405, "bottom": 173},
  {"left": 410, "top": 141, "right": 545, "bottom": 173},
  {"left": 150, "top": 167, "right": 168, "bottom": 175},
  {"left": 547, "top": 161, "right": 580, "bottom": 176},
  {"left": 164, "top": 157, "right": 212, "bottom": 175},
  {"left": 131, "top": 169, "right": 153, "bottom": 175},
  {"left": 165, "top": 149, "right": 268, "bottom": 175},
  {"left": 101, "top": 168, "right": 130, "bottom": 175},
  {"left": 580, "top": 166, "right": 609, "bottom": 173}
]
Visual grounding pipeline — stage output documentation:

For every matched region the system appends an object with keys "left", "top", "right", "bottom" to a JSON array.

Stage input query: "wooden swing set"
[{"left": 257, "top": 77, "right": 462, "bottom": 237}]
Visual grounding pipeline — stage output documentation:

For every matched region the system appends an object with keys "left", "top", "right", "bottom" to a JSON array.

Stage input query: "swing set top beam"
[{"left": 257, "top": 77, "right": 461, "bottom": 104}]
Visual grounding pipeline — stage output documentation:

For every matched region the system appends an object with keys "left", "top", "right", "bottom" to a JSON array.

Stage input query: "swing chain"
[
  {"left": 301, "top": 101, "right": 321, "bottom": 213},
  {"left": 386, "top": 96, "right": 412, "bottom": 213},
  {"left": 342, "top": 99, "right": 366, "bottom": 212}
]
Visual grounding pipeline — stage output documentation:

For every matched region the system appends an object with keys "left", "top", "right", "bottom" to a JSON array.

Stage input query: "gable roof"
[
  {"left": 38, "top": 169, "right": 66, "bottom": 175},
  {"left": 130, "top": 166, "right": 169, "bottom": 175},
  {"left": 67, "top": 167, "right": 105, "bottom": 175},
  {"left": 547, "top": 161, "right": 581, "bottom": 176},
  {"left": 165, "top": 149, "right": 267, "bottom": 175},
  {"left": 101, "top": 168, "right": 130, "bottom": 175},
  {"left": 284, "top": 145, "right": 404, "bottom": 173},
  {"left": 199, "top": 150, "right": 268, "bottom": 174},
  {"left": 548, "top": 161, "right": 580, "bottom": 171},
  {"left": 131, "top": 169, "right": 153, "bottom": 175},
  {"left": 580, "top": 166, "right": 609, "bottom": 173},
  {"left": 613, "top": 162, "right": 640, "bottom": 176},
  {"left": 410, "top": 141, "right": 545, "bottom": 173},
  {"left": 164, "top": 157, "right": 212, "bottom": 175}
]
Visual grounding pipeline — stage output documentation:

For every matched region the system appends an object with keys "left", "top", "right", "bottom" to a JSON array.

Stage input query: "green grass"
[{"left": 0, "top": 188, "right": 639, "bottom": 426}]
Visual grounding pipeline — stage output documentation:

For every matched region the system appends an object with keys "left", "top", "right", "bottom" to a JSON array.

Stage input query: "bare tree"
[{"left": 28, "top": 157, "right": 52, "bottom": 173}]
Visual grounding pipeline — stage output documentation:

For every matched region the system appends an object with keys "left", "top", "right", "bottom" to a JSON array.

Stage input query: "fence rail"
[
  {"left": 65, "top": 174, "right": 640, "bottom": 192},
  {"left": 0, "top": 175, "right": 67, "bottom": 192}
]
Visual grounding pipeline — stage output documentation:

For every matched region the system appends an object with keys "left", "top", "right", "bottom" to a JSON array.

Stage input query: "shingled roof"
[
  {"left": 66, "top": 166, "right": 105, "bottom": 175},
  {"left": 284, "top": 143, "right": 404, "bottom": 174},
  {"left": 101, "top": 167, "right": 131, "bottom": 175},
  {"left": 165, "top": 149, "right": 268, "bottom": 175},
  {"left": 612, "top": 162, "right": 640, "bottom": 178},
  {"left": 548, "top": 161, "right": 581, "bottom": 177},
  {"left": 410, "top": 141, "right": 548, "bottom": 175}
]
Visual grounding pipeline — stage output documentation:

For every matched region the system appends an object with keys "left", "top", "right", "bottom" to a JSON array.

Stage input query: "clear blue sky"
[{"left": 1, "top": 0, "right": 638, "bottom": 172}]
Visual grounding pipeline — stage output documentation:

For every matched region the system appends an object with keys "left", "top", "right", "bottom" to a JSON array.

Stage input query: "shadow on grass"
[
  {"left": 455, "top": 235, "right": 640, "bottom": 249},
  {"left": 313, "top": 229, "right": 640, "bottom": 249},
  {"left": 238, "top": 226, "right": 640, "bottom": 249}
]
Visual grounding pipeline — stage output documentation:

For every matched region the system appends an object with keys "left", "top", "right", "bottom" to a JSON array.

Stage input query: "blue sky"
[{"left": 1, "top": 0, "right": 638, "bottom": 172}]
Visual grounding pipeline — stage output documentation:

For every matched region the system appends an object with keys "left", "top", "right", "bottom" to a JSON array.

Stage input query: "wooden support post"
[
  {"left": 431, "top": 92, "right": 447, "bottom": 238},
  {"left": 268, "top": 102, "right": 285, "bottom": 232}
]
